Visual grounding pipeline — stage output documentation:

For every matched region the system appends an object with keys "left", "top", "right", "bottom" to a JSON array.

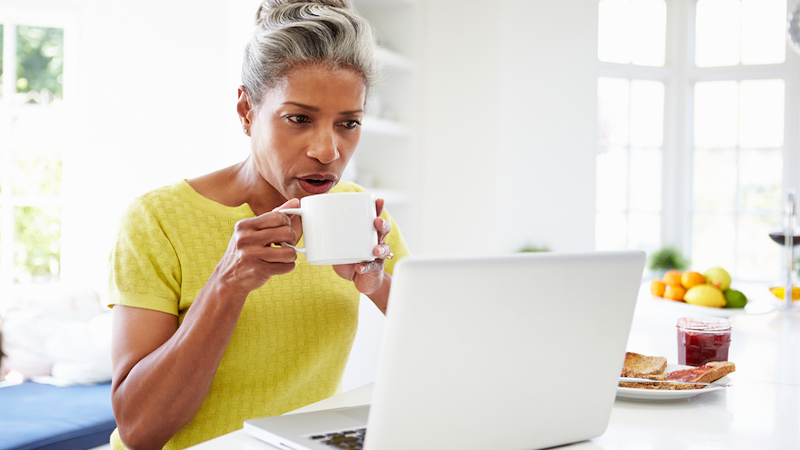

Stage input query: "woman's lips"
[{"left": 298, "top": 177, "right": 335, "bottom": 194}]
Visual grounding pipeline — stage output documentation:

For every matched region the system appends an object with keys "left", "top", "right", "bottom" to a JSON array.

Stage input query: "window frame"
[{"left": 0, "top": 6, "right": 77, "bottom": 288}]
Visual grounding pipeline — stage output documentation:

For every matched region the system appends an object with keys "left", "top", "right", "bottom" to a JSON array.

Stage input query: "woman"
[{"left": 107, "top": 1, "right": 409, "bottom": 448}]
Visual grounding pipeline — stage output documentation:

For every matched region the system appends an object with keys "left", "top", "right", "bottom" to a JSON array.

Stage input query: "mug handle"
[{"left": 278, "top": 207, "right": 304, "bottom": 253}]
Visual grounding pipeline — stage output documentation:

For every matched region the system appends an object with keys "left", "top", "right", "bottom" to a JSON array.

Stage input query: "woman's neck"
[{"left": 186, "top": 157, "right": 284, "bottom": 215}]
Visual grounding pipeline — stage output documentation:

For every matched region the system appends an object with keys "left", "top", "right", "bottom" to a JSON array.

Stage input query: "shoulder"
[
  {"left": 116, "top": 181, "right": 191, "bottom": 233},
  {"left": 123, "top": 181, "right": 191, "bottom": 216}
]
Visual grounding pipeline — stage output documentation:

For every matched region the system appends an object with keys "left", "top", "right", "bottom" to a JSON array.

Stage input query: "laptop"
[{"left": 244, "top": 251, "right": 645, "bottom": 450}]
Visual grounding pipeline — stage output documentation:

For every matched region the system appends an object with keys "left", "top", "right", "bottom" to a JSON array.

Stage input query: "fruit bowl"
[{"left": 650, "top": 267, "right": 746, "bottom": 309}]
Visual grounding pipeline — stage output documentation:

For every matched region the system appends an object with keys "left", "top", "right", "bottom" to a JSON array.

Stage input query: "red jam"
[{"left": 676, "top": 317, "right": 731, "bottom": 366}]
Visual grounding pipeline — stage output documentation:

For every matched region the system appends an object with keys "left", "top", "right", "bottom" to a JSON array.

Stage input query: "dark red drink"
[{"left": 677, "top": 317, "right": 732, "bottom": 366}]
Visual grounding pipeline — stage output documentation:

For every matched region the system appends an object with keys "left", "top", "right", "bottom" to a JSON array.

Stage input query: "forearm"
[
  {"left": 366, "top": 273, "right": 392, "bottom": 314},
  {"left": 113, "top": 280, "right": 248, "bottom": 449}
]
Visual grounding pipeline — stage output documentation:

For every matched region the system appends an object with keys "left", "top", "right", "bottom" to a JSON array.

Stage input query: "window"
[
  {"left": 596, "top": 0, "right": 667, "bottom": 254},
  {"left": 596, "top": 0, "right": 798, "bottom": 282},
  {"left": 0, "top": 13, "right": 67, "bottom": 286}
]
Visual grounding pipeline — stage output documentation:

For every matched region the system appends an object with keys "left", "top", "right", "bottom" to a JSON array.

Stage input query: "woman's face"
[{"left": 240, "top": 64, "right": 367, "bottom": 203}]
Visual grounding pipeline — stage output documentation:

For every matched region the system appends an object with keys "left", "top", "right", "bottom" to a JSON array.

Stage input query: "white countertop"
[{"left": 189, "top": 286, "right": 800, "bottom": 449}]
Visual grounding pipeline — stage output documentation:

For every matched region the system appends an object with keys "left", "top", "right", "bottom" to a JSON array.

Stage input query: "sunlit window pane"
[
  {"left": 630, "top": 80, "right": 664, "bottom": 147},
  {"left": 598, "top": 77, "right": 630, "bottom": 146},
  {"left": 629, "top": 212, "right": 661, "bottom": 252},
  {"left": 12, "top": 107, "right": 63, "bottom": 195},
  {"left": 692, "top": 213, "right": 736, "bottom": 269},
  {"left": 741, "top": 0, "right": 786, "bottom": 65},
  {"left": 598, "top": 0, "right": 666, "bottom": 66},
  {"left": 629, "top": 148, "right": 662, "bottom": 212},
  {"left": 694, "top": 81, "right": 738, "bottom": 148},
  {"left": 696, "top": 0, "right": 740, "bottom": 67},
  {"left": 597, "top": 146, "right": 628, "bottom": 211},
  {"left": 739, "top": 149, "right": 782, "bottom": 212},
  {"left": 598, "top": 0, "right": 630, "bottom": 64},
  {"left": 631, "top": 0, "right": 667, "bottom": 66},
  {"left": 16, "top": 26, "right": 64, "bottom": 104},
  {"left": 739, "top": 79, "right": 785, "bottom": 149},
  {"left": 596, "top": 212, "right": 628, "bottom": 250},
  {"left": 737, "top": 215, "right": 780, "bottom": 280},
  {"left": 14, "top": 206, "right": 61, "bottom": 283},
  {"left": 694, "top": 149, "right": 737, "bottom": 211}
]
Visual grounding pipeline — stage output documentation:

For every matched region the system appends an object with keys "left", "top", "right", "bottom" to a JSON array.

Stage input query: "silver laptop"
[{"left": 244, "top": 251, "right": 645, "bottom": 450}]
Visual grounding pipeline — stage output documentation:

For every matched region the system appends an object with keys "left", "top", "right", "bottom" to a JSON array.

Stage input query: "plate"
[
  {"left": 616, "top": 364, "right": 731, "bottom": 402},
  {"left": 650, "top": 295, "right": 777, "bottom": 317}
]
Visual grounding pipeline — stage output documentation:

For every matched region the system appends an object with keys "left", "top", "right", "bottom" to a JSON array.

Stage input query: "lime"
[
  {"left": 684, "top": 285, "right": 726, "bottom": 308},
  {"left": 724, "top": 289, "right": 747, "bottom": 308}
]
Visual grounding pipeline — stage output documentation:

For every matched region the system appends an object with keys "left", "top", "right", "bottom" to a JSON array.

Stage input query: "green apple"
[{"left": 704, "top": 267, "right": 732, "bottom": 291}]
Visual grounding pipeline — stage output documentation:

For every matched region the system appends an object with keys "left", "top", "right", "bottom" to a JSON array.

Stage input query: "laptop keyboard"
[{"left": 309, "top": 428, "right": 366, "bottom": 449}]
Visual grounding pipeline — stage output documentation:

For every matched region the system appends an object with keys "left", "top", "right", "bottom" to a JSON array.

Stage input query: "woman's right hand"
[{"left": 212, "top": 198, "right": 301, "bottom": 295}]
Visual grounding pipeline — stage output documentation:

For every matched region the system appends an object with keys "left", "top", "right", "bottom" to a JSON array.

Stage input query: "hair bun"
[{"left": 255, "top": 0, "right": 353, "bottom": 26}]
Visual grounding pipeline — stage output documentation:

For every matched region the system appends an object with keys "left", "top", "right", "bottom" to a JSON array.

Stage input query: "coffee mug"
[{"left": 280, "top": 192, "right": 378, "bottom": 265}]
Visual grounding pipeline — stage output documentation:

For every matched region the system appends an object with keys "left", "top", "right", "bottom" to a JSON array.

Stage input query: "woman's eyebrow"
[
  {"left": 282, "top": 102, "right": 363, "bottom": 116},
  {"left": 282, "top": 101, "right": 320, "bottom": 112}
]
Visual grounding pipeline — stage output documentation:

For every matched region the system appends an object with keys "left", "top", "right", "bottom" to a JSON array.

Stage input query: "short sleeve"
[{"left": 107, "top": 197, "right": 182, "bottom": 315}]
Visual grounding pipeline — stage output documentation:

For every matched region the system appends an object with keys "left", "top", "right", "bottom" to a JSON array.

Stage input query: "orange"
[
  {"left": 664, "top": 284, "right": 686, "bottom": 301},
  {"left": 650, "top": 280, "right": 667, "bottom": 296},
  {"left": 663, "top": 270, "right": 683, "bottom": 286},
  {"left": 681, "top": 271, "right": 706, "bottom": 289}
]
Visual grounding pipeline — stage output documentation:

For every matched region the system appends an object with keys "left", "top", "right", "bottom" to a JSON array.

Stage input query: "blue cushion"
[{"left": 0, "top": 381, "right": 116, "bottom": 450}]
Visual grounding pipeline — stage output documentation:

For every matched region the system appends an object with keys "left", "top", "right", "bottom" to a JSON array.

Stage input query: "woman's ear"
[{"left": 237, "top": 86, "right": 253, "bottom": 133}]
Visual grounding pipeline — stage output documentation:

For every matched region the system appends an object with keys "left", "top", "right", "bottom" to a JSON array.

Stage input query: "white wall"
[
  {"left": 416, "top": 0, "right": 598, "bottom": 256},
  {"left": 61, "top": 0, "right": 259, "bottom": 292}
]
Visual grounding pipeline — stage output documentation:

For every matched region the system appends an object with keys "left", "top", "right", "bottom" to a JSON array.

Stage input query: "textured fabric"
[
  {"left": 108, "top": 180, "right": 409, "bottom": 450},
  {"left": 0, "top": 381, "right": 115, "bottom": 450}
]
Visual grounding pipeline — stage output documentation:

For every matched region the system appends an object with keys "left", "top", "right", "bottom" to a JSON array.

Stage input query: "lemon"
[
  {"left": 724, "top": 290, "right": 747, "bottom": 308},
  {"left": 684, "top": 285, "right": 726, "bottom": 308},
  {"left": 769, "top": 287, "right": 800, "bottom": 301}
]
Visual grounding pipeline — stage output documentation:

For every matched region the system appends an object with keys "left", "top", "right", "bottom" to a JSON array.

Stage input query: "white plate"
[
  {"left": 616, "top": 364, "right": 732, "bottom": 402},
  {"left": 650, "top": 295, "right": 777, "bottom": 317}
]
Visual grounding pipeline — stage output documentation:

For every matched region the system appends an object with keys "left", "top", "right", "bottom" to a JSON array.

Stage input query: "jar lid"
[{"left": 676, "top": 317, "right": 732, "bottom": 332}]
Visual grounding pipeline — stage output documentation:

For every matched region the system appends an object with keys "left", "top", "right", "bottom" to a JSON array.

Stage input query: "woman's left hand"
[{"left": 332, "top": 198, "right": 393, "bottom": 296}]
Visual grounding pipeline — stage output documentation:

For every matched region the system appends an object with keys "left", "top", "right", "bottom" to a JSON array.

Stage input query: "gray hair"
[{"left": 242, "top": 0, "right": 379, "bottom": 105}]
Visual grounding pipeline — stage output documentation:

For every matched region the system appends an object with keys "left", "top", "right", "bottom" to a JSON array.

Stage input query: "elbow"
[
  {"left": 116, "top": 423, "right": 170, "bottom": 450},
  {"left": 113, "top": 396, "right": 172, "bottom": 450}
]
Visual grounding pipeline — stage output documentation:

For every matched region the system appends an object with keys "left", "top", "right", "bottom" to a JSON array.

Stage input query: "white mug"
[{"left": 281, "top": 192, "right": 378, "bottom": 265}]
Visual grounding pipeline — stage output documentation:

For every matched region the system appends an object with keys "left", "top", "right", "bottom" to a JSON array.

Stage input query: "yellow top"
[{"left": 108, "top": 180, "right": 409, "bottom": 449}]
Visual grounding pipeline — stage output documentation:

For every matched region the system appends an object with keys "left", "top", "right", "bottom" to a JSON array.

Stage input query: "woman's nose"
[{"left": 307, "top": 128, "right": 340, "bottom": 164}]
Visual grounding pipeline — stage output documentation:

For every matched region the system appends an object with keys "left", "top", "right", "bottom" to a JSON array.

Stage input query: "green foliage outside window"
[
  {"left": 1, "top": 24, "right": 4, "bottom": 93},
  {"left": 14, "top": 206, "right": 61, "bottom": 283},
  {"left": 16, "top": 26, "right": 63, "bottom": 103}
]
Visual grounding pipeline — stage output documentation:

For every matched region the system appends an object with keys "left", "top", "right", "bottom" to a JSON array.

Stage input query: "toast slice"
[
  {"left": 666, "top": 361, "right": 736, "bottom": 383},
  {"left": 620, "top": 352, "right": 668, "bottom": 378}
]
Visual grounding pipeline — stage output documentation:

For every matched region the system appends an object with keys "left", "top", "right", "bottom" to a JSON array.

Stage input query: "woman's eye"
[
  {"left": 287, "top": 115, "right": 310, "bottom": 124},
  {"left": 342, "top": 120, "right": 361, "bottom": 130}
]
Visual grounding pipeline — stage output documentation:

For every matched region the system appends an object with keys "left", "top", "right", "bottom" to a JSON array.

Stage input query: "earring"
[{"left": 243, "top": 128, "right": 249, "bottom": 135}]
